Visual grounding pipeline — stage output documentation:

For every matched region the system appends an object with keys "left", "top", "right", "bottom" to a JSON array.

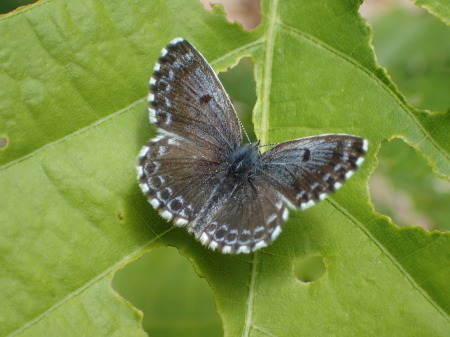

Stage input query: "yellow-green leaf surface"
[{"left": 1, "top": 0, "right": 448, "bottom": 336}]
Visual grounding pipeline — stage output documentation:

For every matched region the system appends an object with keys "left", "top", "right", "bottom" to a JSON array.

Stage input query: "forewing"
[
  {"left": 137, "top": 134, "right": 224, "bottom": 226},
  {"left": 149, "top": 38, "right": 242, "bottom": 154},
  {"left": 193, "top": 179, "right": 289, "bottom": 254},
  {"left": 260, "top": 135, "right": 368, "bottom": 210}
]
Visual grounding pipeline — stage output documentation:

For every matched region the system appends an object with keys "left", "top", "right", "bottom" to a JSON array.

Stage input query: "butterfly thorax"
[{"left": 228, "top": 143, "right": 260, "bottom": 180}]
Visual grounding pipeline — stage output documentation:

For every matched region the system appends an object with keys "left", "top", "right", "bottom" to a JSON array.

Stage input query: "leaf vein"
[
  {"left": 241, "top": 252, "right": 259, "bottom": 337},
  {"left": 327, "top": 197, "right": 449, "bottom": 321},
  {"left": 6, "top": 227, "right": 175, "bottom": 337},
  {"left": 253, "top": 324, "right": 280, "bottom": 337},
  {"left": 259, "top": 0, "right": 280, "bottom": 145}
]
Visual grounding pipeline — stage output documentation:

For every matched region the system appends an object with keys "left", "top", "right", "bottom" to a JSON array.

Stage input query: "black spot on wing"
[
  {"left": 302, "top": 148, "right": 310, "bottom": 162},
  {"left": 200, "top": 94, "right": 212, "bottom": 104}
]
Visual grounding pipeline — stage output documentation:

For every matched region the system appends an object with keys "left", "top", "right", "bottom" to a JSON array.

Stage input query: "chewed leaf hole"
[
  {"left": 200, "top": 0, "right": 261, "bottom": 30},
  {"left": 294, "top": 255, "right": 326, "bottom": 283},
  {"left": 0, "top": 137, "right": 8, "bottom": 149},
  {"left": 370, "top": 138, "right": 449, "bottom": 231},
  {"left": 113, "top": 247, "right": 223, "bottom": 336}
]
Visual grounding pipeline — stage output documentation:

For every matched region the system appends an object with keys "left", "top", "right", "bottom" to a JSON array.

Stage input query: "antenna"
[
  {"left": 238, "top": 118, "right": 252, "bottom": 144},
  {"left": 258, "top": 142, "right": 279, "bottom": 148}
]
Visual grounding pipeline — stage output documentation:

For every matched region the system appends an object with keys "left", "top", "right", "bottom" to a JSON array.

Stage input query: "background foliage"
[{"left": 1, "top": 0, "right": 448, "bottom": 336}]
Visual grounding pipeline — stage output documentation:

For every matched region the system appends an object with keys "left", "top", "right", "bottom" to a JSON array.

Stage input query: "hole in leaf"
[
  {"left": 0, "top": 137, "right": 7, "bottom": 149},
  {"left": 359, "top": 1, "right": 450, "bottom": 111},
  {"left": 0, "top": 0, "right": 39, "bottom": 14},
  {"left": 113, "top": 247, "right": 223, "bottom": 337},
  {"left": 370, "top": 138, "right": 450, "bottom": 231},
  {"left": 200, "top": 0, "right": 261, "bottom": 30},
  {"left": 219, "top": 57, "right": 257, "bottom": 142},
  {"left": 294, "top": 255, "right": 326, "bottom": 283}
]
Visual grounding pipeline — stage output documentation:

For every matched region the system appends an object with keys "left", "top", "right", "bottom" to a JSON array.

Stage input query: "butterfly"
[{"left": 136, "top": 38, "right": 368, "bottom": 254}]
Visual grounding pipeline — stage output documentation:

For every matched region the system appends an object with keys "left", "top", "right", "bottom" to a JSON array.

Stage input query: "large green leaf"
[{"left": 1, "top": 1, "right": 448, "bottom": 337}]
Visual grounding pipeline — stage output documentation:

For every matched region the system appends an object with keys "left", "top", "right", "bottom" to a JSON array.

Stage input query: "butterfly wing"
[
  {"left": 149, "top": 38, "right": 242, "bottom": 153},
  {"left": 190, "top": 176, "right": 289, "bottom": 254},
  {"left": 138, "top": 38, "right": 241, "bottom": 227},
  {"left": 137, "top": 135, "right": 225, "bottom": 226},
  {"left": 259, "top": 134, "right": 368, "bottom": 210},
  {"left": 186, "top": 134, "right": 367, "bottom": 254}
]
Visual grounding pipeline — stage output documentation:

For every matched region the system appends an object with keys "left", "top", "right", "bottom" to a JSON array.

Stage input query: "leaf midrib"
[{"left": 241, "top": 0, "right": 280, "bottom": 336}]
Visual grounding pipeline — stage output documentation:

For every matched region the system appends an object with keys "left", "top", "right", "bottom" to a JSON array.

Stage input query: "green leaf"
[
  {"left": 1, "top": 1, "right": 449, "bottom": 337},
  {"left": 413, "top": 0, "right": 450, "bottom": 24}
]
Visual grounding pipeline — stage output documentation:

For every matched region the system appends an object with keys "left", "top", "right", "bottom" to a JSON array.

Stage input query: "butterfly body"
[
  {"left": 137, "top": 38, "right": 368, "bottom": 254},
  {"left": 228, "top": 143, "right": 260, "bottom": 180}
]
